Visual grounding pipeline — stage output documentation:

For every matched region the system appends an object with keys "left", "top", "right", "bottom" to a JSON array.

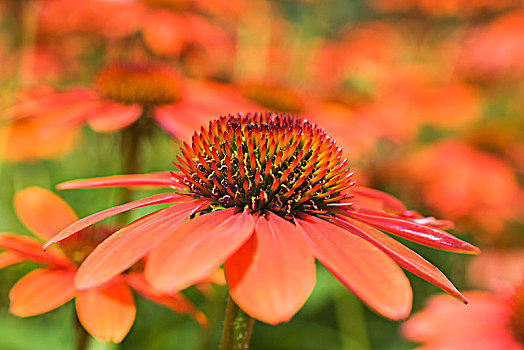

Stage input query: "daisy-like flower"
[
  {"left": 45, "top": 113, "right": 479, "bottom": 324},
  {"left": 5, "top": 62, "right": 253, "bottom": 144},
  {"left": 0, "top": 187, "right": 206, "bottom": 343},
  {"left": 402, "top": 283, "right": 524, "bottom": 350}
]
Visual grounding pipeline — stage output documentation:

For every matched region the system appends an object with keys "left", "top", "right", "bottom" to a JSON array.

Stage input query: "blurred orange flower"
[
  {"left": 459, "top": 11, "right": 524, "bottom": 79},
  {"left": 3, "top": 62, "right": 253, "bottom": 153},
  {"left": 0, "top": 187, "right": 205, "bottom": 342},
  {"left": 400, "top": 141, "right": 524, "bottom": 236},
  {"left": 402, "top": 287, "right": 524, "bottom": 349},
  {"left": 45, "top": 113, "right": 478, "bottom": 324},
  {"left": 370, "top": 0, "right": 518, "bottom": 17},
  {"left": 468, "top": 250, "right": 524, "bottom": 292}
]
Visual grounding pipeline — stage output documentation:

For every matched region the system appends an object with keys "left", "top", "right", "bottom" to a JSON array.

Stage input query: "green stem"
[
  {"left": 117, "top": 111, "right": 148, "bottom": 223},
  {"left": 335, "top": 287, "right": 370, "bottom": 350},
  {"left": 74, "top": 313, "right": 90, "bottom": 350},
  {"left": 219, "top": 295, "right": 255, "bottom": 350}
]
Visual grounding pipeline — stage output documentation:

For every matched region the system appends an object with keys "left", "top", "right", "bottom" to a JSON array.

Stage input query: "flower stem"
[
  {"left": 75, "top": 313, "right": 90, "bottom": 350},
  {"left": 118, "top": 111, "right": 151, "bottom": 223},
  {"left": 219, "top": 295, "right": 255, "bottom": 350},
  {"left": 120, "top": 123, "right": 141, "bottom": 202},
  {"left": 335, "top": 287, "right": 370, "bottom": 350}
]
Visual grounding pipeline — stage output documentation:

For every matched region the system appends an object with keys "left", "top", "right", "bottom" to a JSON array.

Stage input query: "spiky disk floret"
[{"left": 174, "top": 112, "right": 355, "bottom": 220}]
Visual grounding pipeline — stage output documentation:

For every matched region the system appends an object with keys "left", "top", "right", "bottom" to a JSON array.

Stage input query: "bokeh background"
[{"left": 1, "top": 0, "right": 523, "bottom": 349}]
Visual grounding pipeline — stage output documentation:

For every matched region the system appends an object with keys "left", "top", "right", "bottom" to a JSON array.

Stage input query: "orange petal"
[
  {"left": 350, "top": 186, "right": 407, "bottom": 214},
  {"left": 0, "top": 233, "right": 72, "bottom": 268},
  {"left": 332, "top": 216, "right": 467, "bottom": 303},
  {"left": 0, "top": 251, "right": 24, "bottom": 269},
  {"left": 153, "top": 103, "right": 208, "bottom": 140},
  {"left": 43, "top": 192, "right": 185, "bottom": 249},
  {"left": 142, "top": 10, "right": 186, "bottom": 56},
  {"left": 1, "top": 114, "right": 80, "bottom": 162},
  {"left": 87, "top": 102, "right": 142, "bottom": 133},
  {"left": 125, "top": 272, "right": 207, "bottom": 325},
  {"left": 76, "top": 277, "right": 136, "bottom": 343},
  {"left": 296, "top": 216, "right": 412, "bottom": 320},
  {"left": 226, "top": 213, "right": 316, "bottom": 324},
  {"left": 14, "top": 187, "right": 78, "bottom": 241},
  {"left": 57, "top": 172, "right": 177, "bottom": 190},
  {"left": 146, "top": 209, "right": 255, "bottom": 293},
  {"left": 9, "top": 268, "right": 76, "bottom": 317},
  {"left": 75, "top": 200, "right": 207, "bottom": 290}
]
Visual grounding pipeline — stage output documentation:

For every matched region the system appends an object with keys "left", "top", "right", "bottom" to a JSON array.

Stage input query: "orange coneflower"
[
  {"left": 402, "top": 283, "right": 524, "bottom": 350},
  {"left": 0, "top": 187, "right": 206, "bottom": 342},
  {"left": 4, "top": 61, "right": 253, "bottom": 157},
  {"left": 45, "top": 113, "right": 479, "bottom": 324}
]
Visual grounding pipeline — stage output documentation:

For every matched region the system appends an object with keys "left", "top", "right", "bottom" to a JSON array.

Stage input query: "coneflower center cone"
[
  {"left": 94, "top": 63, "right": 181, "bottom": 106},
  {"left": 174, "top": 113, "right": 355, "bottom": 220}
]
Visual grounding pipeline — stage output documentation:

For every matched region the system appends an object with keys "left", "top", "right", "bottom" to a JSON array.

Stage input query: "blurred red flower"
[
  {"left": 402, "top": 287, "right": 524, "bottom": 349},
  {"left": 0, "top": 187, "right": 206, "bottom": 342},
  {"left": 45, "top": 113, "right": 479, "bottom": 324}
]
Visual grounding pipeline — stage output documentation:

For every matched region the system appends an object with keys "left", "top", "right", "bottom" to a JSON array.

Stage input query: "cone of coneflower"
[{"left": 44, "top": 113, "right": 480, "bottom": 349}]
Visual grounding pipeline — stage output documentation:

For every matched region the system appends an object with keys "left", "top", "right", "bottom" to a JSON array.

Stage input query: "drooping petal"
[
  {"left": 146, "top": 209, "right": 255, "bottom": 293},
  {"left": 75, "top": 200, "right": 207, "bottom": 290},
  {"left": 14, "top": 187, "right": 78, "bottom": 241},
  {"left": 350, "top": 186, "right": 407, "bottom": 214},
  {"left": 57, "top": 172, "right": 178, "bottom": 190},
  {"left": 76, "top": 277, "right": 136, "bottom": 343},
  {"left": 9, "top": 269, "right": 76, "bottom": 317},
  {"left": 43, "top": 192, "right": 185, "bottom": 249},
  {"left": 125, "top": 273, "right": 207, "bottom": 325},
  {"left": 226, "top": 213, "right": 316, "bottom": 324},
  {"left": 87, "top": 102, "right": 142, "bottom": 133},
  {"left": 0, "top": 251, "right": 24, "bottom": 269},
  {"left": 296, "top": 215, "right": 412, "bottom": 320},
  {"left": 331, "top": 216, "right": 467, "bottom": 303},
  {"left": 346, "top": 210, "right": 480, "bottom": 254},
  {"left": 0, "top": 233, "right": 72, "bottom": 268}
]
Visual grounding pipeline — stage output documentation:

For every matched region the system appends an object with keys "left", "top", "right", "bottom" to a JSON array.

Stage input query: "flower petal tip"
[
  {"left": 463, "top": 245, "right": 481, "bottom": 255},
  {"left": 42, "top": 241, "right": 53, "bottom": 251}
]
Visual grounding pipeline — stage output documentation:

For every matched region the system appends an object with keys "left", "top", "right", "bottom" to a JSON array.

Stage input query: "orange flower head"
[
  {"left": 175, "top": 113, "right": 354, "bottom": 220},
  {"left": 49, "top": 112, "right": 480, "bottom": 325},
  {"left": 240, "top": 83, "right": 305, "bottom": 114},
  {"left": 58, "top": 226, "right": 115, "bottom": 265},
  {"left": 94, "top": 63, "right": 181, "bottom": 106},
  {"left": 510, "top": 282, "right": 524, "bottom": 345}
]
